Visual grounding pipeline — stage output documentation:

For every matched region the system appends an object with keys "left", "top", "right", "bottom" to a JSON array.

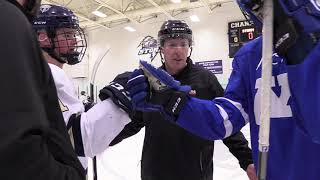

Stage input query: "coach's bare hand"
[{"left": 246, "top": 164, "right": 257, "bottom": 180}]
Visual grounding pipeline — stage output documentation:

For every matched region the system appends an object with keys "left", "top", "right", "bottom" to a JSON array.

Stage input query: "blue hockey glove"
[
  {"left": 127, "top": 61, "right": 191, "bottom": 121},
  {"left": 127, "top": 68, "right": 162, "bottom": 112}
]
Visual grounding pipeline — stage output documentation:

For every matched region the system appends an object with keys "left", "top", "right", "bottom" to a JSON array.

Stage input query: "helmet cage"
[
  {"left": 33, "top": 4, "right": 87, "bottom": 65},
  {"left": 49, "top": 26, "right": 87, "bottom": 65}
]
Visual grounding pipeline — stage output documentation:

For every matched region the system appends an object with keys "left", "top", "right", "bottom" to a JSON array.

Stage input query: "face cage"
[{"left": 52, "top": 26, "right": 87, "bottom": 65}]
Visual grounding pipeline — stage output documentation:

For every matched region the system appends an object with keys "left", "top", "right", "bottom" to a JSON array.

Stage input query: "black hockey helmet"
[{"left": 158, "top": 20, "right": 193, "bottom": 47}]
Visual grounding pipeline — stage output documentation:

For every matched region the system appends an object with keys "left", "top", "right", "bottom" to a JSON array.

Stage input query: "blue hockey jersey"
[
  {"left": 287, "top": 41, "right": 320, "bottom": 144},
  {"left": 175, "top": 37, "right": 320, "bottom": 180}
]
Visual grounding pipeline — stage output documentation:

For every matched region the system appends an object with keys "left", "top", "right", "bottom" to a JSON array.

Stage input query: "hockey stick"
[
  {"left": 257, "top": 0, "right": 274, "bottom": 179},
  {"left": 89, "top": 47, "right": 111, "bottom": 180},
  {"left": 90, "top": 47, "right": 111, "bottom": 102}
]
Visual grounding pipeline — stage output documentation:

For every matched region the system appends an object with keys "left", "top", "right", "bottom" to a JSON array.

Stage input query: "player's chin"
[
  {"left": 172, "top": 59, "right": 184, "bottom": 63},
  {"left": 67, "top": 49, "right": 76, "bottom": 53}
]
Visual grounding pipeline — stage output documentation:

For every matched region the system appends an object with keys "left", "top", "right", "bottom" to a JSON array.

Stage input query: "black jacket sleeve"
[
  {"left": 222, "top": 132, "right": 253, "bottom": 171},
  {"left": 109, "top": 111, "right": 145, "bottom": 145},
  {"left": 0, "top": 2, "right": 85, "bottom": 179},
  {"left": 208, "top": 72, "right": 253, "bottom": 171}
]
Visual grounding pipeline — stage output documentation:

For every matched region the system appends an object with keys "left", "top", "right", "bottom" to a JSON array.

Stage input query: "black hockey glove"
[
  {"left": 150, "top": 89, "right": 189, "bottom": 119},
  {"left": 83, "top": 101, "right": 95, "bottom": 112},
  {"left": 99, "top": 72, "right": 133, "bottom": 116}
]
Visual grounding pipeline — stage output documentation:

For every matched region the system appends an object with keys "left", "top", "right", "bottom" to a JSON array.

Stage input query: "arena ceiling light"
[
  {"left": 171, "top": 0, "right": 181, "bottom": 3},
  {"left": 190, "top": 15, "right": 200, "bottom": 22},
  {"left": 124, "top": 26, "right": 136, "bottom": 32},
  {"left": 92, "top": 10, "right": 107, "bottom": 18}
]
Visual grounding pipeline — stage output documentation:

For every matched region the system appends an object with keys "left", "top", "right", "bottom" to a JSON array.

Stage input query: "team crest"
[{"left": 137, "top": 36, "right": 159, "bottom": 62}]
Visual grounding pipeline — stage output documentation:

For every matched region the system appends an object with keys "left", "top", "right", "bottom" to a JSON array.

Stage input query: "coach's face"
[{"left": 161, "top": 38, "right": 189, "bottom": 75}]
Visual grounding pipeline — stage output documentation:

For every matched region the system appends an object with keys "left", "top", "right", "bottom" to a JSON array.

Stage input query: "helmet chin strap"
[
  {"left": 188, "top": 47, "right": 193, "bottom": 58},
  {"left": 41, "top": 28, "right": 68, "bottom": 64},
  {"left": 42, "top": 37, "right": 81, "bottom": 65},
  {"left": 42, "top": 47, "right": 67, "bottom": 64},
  {"left": 159, "top": 48, "right": 165, "bottom": 65}
]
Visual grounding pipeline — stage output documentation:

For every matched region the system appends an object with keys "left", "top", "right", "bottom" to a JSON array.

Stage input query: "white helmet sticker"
[{"left": 40, "top": 5, "right": 52, "bottom": 13}]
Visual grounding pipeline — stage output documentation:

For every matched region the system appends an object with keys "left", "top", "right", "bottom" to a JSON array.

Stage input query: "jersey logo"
[{"left": 254, "top": 73, "right": 292, "bottom": 125}]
